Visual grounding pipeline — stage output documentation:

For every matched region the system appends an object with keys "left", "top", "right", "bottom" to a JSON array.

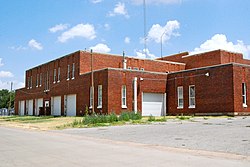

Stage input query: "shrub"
[
  {"left": 128, "top": 111, "right": 142, "bottom": 120},
  {"left": 119, "top": 112, "right": 130, "bottom": 121},
  {"left": 109, "top": 113, "right": 118, "bottom": 122},
  {"left": 148, "top": 115, "right": 155, "bottom": 122}
]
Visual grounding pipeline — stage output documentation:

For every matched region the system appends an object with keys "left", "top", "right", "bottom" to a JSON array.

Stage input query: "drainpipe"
[{"left": 133, "top": 77, "right": 137, "bottom": 113}]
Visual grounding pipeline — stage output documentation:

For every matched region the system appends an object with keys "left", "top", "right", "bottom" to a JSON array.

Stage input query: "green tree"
[{"left": 0, "top": 89, "right": 15, "bottom": 108}]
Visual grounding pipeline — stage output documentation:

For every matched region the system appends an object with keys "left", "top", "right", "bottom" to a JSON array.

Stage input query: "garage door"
[
  {"left": 27, "top": 100, "right": 33, "bottom": 116},
  {"left": 52, "top": 96, "right": 61, "bottom": 116},
  {"left": 35, "top": 98, "right": 43, "bottom": 116},
  {"left": 19, "top": 101, "right": 25, "bottom": 116},
  {"left": 142, "top": 93, "right": 165, "bottom": 116},
  {"left": 65, "top": 94, "right": 76, "bottom": 116}
]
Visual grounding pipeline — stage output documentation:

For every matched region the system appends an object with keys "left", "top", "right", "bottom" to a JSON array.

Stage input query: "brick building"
[{"left": 15, "top": 49, "right": 250, "bottom": 116}]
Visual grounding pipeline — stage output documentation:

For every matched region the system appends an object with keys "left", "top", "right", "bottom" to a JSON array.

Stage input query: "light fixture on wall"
[{"left": 205, "top": 72, "right": 209, "bottom": 77}]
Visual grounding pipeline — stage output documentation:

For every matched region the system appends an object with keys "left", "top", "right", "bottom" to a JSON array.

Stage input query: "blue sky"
[{"left": 1, "top": 0, "right": 250, "bottom": 90}]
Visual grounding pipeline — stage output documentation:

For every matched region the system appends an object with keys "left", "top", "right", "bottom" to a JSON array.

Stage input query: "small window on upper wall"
[
  {"left": 72, "top": 63, "right": 75, "bottom": 79},
  {"left": 67, "top": 65, "right": 70, "bottom": 80},
  {"left": 242, "top": 83, "right": 247, "bottom": 107},
  {"left": 133, "top": 67, "right": 139, "bottom": 70},
  {"left": 58, "top": 67, "right": 60, "bottom": 82},
  {"left": 140, "top": 68, "right": 144, "bottom": 71},
  {"left": 121, "top": 85, "right": 127, "bottom": 108},
  {"left": 177, "top": 86, "right": 183, "bottom": 109},
  {"left": 189, "top": 85, "right": 195, "bottom": 108},
  {"left": 53, "top": 69, "right": 56, "bottom": 83},
  {"left": 128, "top": 67, "right": 131, "bottom": 70},
  {"left": 30, "top": 76, "right": 32, "bottom": 89},
  {"left": 36, "top": 74, "right": 39, "bottom": 87},
  {"left": 39, "top": 73, "right": 42, "bottom": 87},
  {"left": 97, "top": 85, "right": 102, "bottom": 108}
]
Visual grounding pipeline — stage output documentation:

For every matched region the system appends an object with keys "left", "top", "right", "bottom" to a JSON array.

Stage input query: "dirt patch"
[{"left": 0, "top": 116, "right": 82, "bottom": 131}]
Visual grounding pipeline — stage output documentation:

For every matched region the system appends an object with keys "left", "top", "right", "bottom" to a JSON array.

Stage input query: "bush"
[
  {"left": 119, "top": 111, "right": 142, "bottom": 121},
  {"left": 119, "top": 112, "right": 130, "bottom": 121},
  {"left": 148, "top": 115, "right": 155, "bottom": 122},
  {"left": 128, "top": 111, "right": 142, "bottom": 120},
  {"left": 109, "top": 113, "right": 118, "bottom": 122}
]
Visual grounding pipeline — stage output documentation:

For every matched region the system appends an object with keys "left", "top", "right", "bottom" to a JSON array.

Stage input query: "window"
[
  {"left": 133, "top": 67, "right": 139, "bottom": 70},
  {"left": 242, "top": 83, "right": 247, "bottom": 107},
  {"left": 140, "top": 68, "right": 144, "bottom": 71},
  {"left": 27, "top": 77, "right": 30, "bottom": 89},
  {"left": 30, "top": 76, "right": 32, "bottom": 89},
  {"left": 189, "top": 85, "right": 195, "bottom": 108},
  {"left": 53, "top": 69, "right": 56, "bottom": 83},
  {"left": 121, "top": 85, "right": 127, "bottom": 108},
  {"left": 98, "top": 85, "right": 102, "bottom": 108},
  {"left": 177, "top": 86, "right": 184, "bottom": 109},
  {"left": 67, "top": 65, "right": 70, "bottom": 80},
  {"left": 128, "top": 67, "right": 131, "bottom": 70},
  {"left": 58, "top": 67, "right": 60, "bottom": 82},
  {"left": 72, "top": 63, "right": 75, "bottom": 79},
  {"left": 36, "top": 74, "right": 39, "bottom": 87},
  {"left": 90, "top": 86, "right": 93, "bottom": 108},
  {"left": 45, "top": 71, "right": 49, "bottom": 91},
  {"left": 39, "top": 73, "right": 42, "bottom": 86}
]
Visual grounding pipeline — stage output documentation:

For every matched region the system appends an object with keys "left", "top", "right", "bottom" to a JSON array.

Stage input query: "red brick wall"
[
  {"left": 160, "top": 50, "right": 244, "bottom": 70},
  {"left": 167, "top": 64, "right": 235, "bottom": 115},
  {"left": 233, "top": 65, "right": 250, "bottom": 114},
  {"left": 107, "top": 70, "right": 167, "bottom": 114},
  {"left": 79, "top": 51, "right": 185, "bottom": 74}
]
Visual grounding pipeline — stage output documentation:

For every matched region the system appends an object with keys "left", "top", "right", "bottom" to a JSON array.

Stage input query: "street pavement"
[{"left": 0, "top": 117, "right": 250, "bottom": 167}]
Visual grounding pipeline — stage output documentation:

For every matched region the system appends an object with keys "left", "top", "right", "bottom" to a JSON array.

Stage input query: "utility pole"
[
  {"left": 8, "top": 82, "right": 13, "bottom": 115},
  {"left": 160, "top": 29, "right": 167, "bottom": 58},
  {"left": 143, "top": 0, "right": 147, "bottom": 58},
  {"left": 91, "top": 49, "right": 95, "bottom": 114}
]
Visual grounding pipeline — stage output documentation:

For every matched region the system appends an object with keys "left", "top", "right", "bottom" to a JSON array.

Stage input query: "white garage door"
[
  {"left": 66, "top": 94, "right": 76, "bottom": 116},
  {"left": 35, "top": 98, "right": 43, "bottom": 116},
  {"left": 142, "top": 93, "right": 165, "bottom": 116},
  {"left": 52, "top": 96, "right": 61, "bottom": 116},
  {"left": 19, "top": 101, "right": 25, "bottom": 116},
  {"left": 27, "top": 100, "right": 33, "bottom": 116}
]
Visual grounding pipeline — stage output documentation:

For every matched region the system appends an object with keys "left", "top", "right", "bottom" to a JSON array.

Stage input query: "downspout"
[{"left": 133, "top": 77, "right": 137, "bottom": 112}]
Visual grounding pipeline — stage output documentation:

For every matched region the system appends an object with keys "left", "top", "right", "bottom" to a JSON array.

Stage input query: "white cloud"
[
  {"left": 0, "top": 58, "right": 3, "bottom": 67},
  {"left": 192, "top": 34, "right": 250, "bottom": 58},
  {"left": 9, "top": 46, "right": 27, "bottom": 51},
  {"left": 135, "top": 49, "right": 156, "bottom": 59},
  {"left": 90, "top": 43, "right": 111, "bottom": 53},
  {"left": 58, "top": 23, "right": 96, "bottom": 43},
  {"left": 131, "top": 0, "right": 181, "bottom": 5},
  {"left": 49, "top": 24, "right": 69, "bottom": 33},
  {"left": 104, "top": 23, "right": 111, "bottom": 30},
  {"left": 0, "top": 80, "right": 24, "bottom": 90},
  {"left": 124, "top": 37, "right": 130, "bottom": 44},
  {"left": 147, "top": 20, "right": 180, "bottom": 44},
  {"left": 0, "top": 71, "right": 14, "bottom": 78},
  {"left": 90, "top": 0, "right": 103, "bottom": 3},
  {"left": 28, "top": 39, "right": 43, "bottom": 50},
  {"left": 108, "top": 2, "right": 129, "bottom": 18}
]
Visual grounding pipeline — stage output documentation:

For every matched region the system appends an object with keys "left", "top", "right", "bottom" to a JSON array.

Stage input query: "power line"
[{"left": 143, "top": 0, "right": 147, "bottom": 58}]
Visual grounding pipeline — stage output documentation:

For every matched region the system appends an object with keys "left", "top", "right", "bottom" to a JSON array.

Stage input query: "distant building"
[{"left": 15, "top": 49, "right": 250, "bottom": 116}]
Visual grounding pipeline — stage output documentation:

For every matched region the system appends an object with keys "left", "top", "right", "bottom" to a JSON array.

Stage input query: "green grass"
[{"left": 1, "top": 116, "right": 54, "bottom": 123}]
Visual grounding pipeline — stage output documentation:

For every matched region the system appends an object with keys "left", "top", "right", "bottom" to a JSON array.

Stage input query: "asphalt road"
[
  {"left": 0, "top": 117, "right": 250, "bottom": 167},
  {"left": 60, "top": 116, "right": 250, "bottom": 156}
]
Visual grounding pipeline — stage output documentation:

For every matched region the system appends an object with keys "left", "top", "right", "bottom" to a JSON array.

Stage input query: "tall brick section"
[
  {"left": 15, "top": 50, "right": 184, "bottom": 116},
  {"left": 15, "top": 49, "right": 250, "bottom": 116}
]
